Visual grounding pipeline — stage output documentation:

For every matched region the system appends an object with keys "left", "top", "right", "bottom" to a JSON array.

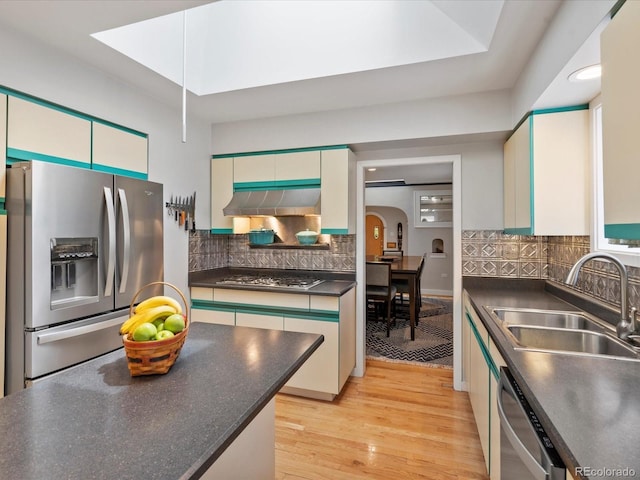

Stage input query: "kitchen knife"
[
  {"left": 191, "top": 191, "right": 196, "bottom": 232},
  {"left": 185, "top": 196, "right": 190, "bottom": 231},
  {"left": 175, "top": 196, "right": 179, "bottom": 221}
]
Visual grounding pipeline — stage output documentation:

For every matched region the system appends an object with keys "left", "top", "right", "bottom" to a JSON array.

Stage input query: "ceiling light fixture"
[
  {"left": 568, "top": 64, "right": 601, "bottom": 82},
  {"left": 367, "top": 168, "right": 377, "bottom": 172}
]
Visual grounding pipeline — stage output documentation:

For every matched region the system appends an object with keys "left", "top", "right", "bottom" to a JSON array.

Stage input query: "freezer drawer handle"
[
  {"left": 36, "top": 317, "right": 123, "bottom": 344},
  {"left": 118, "top": 188, "right": 131, "bottom": 294},
  {"left": 497, "top": 373, "right": 547, "bottom": 479},
  {"left": 104, "top": 186, "right": 116, "bottom": 296}
]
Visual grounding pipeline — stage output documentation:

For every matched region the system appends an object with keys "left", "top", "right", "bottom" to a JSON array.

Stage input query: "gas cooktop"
[{"left": 216, "top": 274, "right": 324, "bottom": 290}]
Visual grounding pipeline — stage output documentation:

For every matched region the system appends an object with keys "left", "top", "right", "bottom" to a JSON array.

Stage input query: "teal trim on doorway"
[
  {"left": 7, "top": 148, "right": 91, "bottom": 169},
  {"left": 212, "top": 144, "right": 349, "bottom": 159},
  {"left": 531, "top": 104, "right": 589, "bottom": 116},
  {"left": 604, "top": 223, "right": 640, "bottom": 240}
]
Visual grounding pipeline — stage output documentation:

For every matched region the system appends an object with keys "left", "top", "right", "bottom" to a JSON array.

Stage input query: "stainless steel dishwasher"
[{"left": 497, "top": 367, "right": 565, "bottom": 479}]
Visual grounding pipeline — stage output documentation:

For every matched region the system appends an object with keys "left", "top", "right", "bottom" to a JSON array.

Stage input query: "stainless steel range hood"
[{"left": 223, "top": 188, "right": 321, "bottom": 216}]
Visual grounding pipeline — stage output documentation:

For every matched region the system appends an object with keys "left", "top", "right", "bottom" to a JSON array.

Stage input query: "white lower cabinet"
[
  {"left": 463, "top": 290, "right": 503, "bottom": 479},
  {"left": 190, "top": 285, "right": 356, "bottom": 399},
  {"left": 283, "top": 317, "right": 338, "bottom": 394},
  {"left": 236, "top": 312, "right": 283, "bottom": 330}
]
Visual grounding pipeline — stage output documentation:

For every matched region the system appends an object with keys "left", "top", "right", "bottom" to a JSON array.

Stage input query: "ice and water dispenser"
[{"left": 50, "top": 237, "right": 99, "bottom": 309}]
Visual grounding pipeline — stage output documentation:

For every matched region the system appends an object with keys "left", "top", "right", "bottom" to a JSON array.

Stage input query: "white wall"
[
  {"left": 0, "top": 24, "right": 212, "bottom": 296},
  {"left": 359, "top": 141, "right": 505, "bottom": 230},
  {"left": 366, "top": 186, "right": 454, "bottom": 295}
]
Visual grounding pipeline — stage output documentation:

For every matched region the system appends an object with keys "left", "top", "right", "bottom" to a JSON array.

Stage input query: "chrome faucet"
[{"left": 565, "top": 252, "right": 636, "bottom": 339}]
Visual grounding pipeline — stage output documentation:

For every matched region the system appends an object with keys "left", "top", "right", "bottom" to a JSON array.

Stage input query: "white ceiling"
[
  {"left": 0, "top": 0, "right": 610, "bottom": 184},
  {"left": 0, "top": 0, "right": 603, "bottom": 126}
]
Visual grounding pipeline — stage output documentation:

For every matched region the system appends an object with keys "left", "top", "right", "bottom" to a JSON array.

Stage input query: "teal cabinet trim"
[
  {"left": 233, "top": 178, "right": 321, "bottom": 192},
  {"left": 465, "top": 311, "right": 499, "bottom": 380},
  {"left": 531, "top": 104, "right": 589, "bottom": 116},
  {"left": 0, "top": 85, "right": 147, "bottom": 138},
  {"left": 321, "top": 228, "right": 348, "bottom": 235},
  {"left": 191, "top": 300, "right": 340, "bottom": 322},
  {"left": 604, "top": 223, "right": 640, "bottom": 240},
  {"left": 211, "top": 228, "right": 233, "bottom": 234},
  {"left": 529, "top": 115, "right": 535, "bottom": 233},
  {"left": 7, "top": 148, "right": 91, "bottom": 169},
  {"left": 91, "top": 163, "right": 148, "bottom": 180},
  {"left": 506, "top": 104, "right": 589, "bottom": 142},
  {"left": 212, "top": 144, "right": 349, "bottom": 159},
  {"left": 91, "top": 120, "right": 147, "bottom": 138},
  {"left": 503, "top": 227, "right": 533, "bottom": 235}
]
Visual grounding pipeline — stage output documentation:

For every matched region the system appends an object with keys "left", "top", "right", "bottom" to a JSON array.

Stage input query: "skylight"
[{"left": 92, "top": 0, "right": 503, "bottom": 96}]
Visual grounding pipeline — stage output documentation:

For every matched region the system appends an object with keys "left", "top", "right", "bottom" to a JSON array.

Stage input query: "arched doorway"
[{"left": 365, "top": 214, "right": 384, "bottom": 257}]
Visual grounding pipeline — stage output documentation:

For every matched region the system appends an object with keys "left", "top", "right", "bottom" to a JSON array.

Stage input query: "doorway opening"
[{"left": 356, "top": 155, "right": 462, "bottom": 389}]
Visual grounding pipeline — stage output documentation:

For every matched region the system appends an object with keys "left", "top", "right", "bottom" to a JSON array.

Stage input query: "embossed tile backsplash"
[
  {"left": 189, "top": 230, "right": 356, "bottom": 273},
  {"left": 463, "top": 231, "right": 640, "bottom": 312},
  {"left": 462, "top": 230, "right": 548, "bottom": 279}
]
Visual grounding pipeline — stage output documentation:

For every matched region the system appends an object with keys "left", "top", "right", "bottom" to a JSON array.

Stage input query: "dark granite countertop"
[
  {"left": 0, "top": 323, "right": 323, "bottom": 480},
  {"left": 463, "top": 277, "right": 640, "bottom": 480},
  {"left": 189, "top": 267, "right": 356, "bottom": 296}
]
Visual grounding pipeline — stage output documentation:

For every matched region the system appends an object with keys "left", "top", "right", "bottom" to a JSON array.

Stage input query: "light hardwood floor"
[{"left": 275, "top": 359, "right": 489, "bottom": 480}]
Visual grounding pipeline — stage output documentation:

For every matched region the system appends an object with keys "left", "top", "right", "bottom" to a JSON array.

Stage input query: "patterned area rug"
[{"left": 366, "top": 297, "right": 453, "bottom": 368}]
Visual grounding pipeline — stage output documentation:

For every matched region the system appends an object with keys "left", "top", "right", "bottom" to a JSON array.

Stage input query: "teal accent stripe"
[
  {"left": 0, "top": 85, "right": 147, "bottom": 137},
  {"left": 0, "top": 210, "right": 6, "bottom": 215},
  {"left": 212, "top": 144, "right": 348, "bottom": 159},
  {"left": 531, "top": 104, "right": 589, "bottom": 116},
  {"left": 611, "top": 0, "right": 626, "bottom": 18},
  {"left": 191, "top": 300, "right": 339, "bottom": 322},
  {"left": 91, "top": 119, "right": 147, "bottom": 138},
  {"left": 91, "top": 163, "right": 148, "bottom": 180},
  {"left": 211, "top": 228, "right": 233, "bottom": 234},
  {"left": 7, "top": 148, "right": 91, "bottom": 169},
  {"left": 465, "top": 311, "right": 498, "bottom": 377},
  {"left": 604, "top": 223, "right": 640, "bottom": 240},
  {"left": 504, "top": 227, "right": 533, "bottom": 235},
  {"left": 529, "top": 115, "right": 535, "bottom": 233},
  {"left": 321, "top": 228, "right": 348, "bottom": 235},
  {"left": 233, "top": 179, "right": 321, "bottom": 191},
  {"left": 506, "top": 104, "right": 590, "bottom": 142}
]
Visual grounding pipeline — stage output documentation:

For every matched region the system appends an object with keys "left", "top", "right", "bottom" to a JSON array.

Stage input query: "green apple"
[
  {"left": 164, "top": 314, "right": 185, "bottom": 334},
  {"left": 155, "top": 330, "right": 175, "bottom": 340},
  {"left": 132, "top": 323, "right": 157, "bottom": 342}
]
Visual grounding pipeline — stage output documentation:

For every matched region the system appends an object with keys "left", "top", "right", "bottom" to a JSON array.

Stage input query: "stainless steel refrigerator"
[{"left": 5, "top": 161, "right": 164, "bottom": 395}]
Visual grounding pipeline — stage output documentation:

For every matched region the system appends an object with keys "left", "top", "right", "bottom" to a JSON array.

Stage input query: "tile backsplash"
[
  {"left": 462, "top": 230, "right": 640, "bottom": 312},
  {"left": 189, "top": 230, "right": 356, "bottom": 273}
]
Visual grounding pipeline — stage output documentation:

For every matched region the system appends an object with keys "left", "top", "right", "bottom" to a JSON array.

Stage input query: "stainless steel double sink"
[{"left": 485, "top": 307, "right": 640, "bottom": 360}]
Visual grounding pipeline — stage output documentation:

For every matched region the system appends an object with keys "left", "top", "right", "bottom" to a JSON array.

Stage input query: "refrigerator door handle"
[
  {"left": 118, "top": 188, "right": 131, "bottom": 294},
  {"left": 36, "top": 317, "right": 124, "bottom": 344},
  {"left": 104, "top": 186, "right": 116, "bottom": 296}
]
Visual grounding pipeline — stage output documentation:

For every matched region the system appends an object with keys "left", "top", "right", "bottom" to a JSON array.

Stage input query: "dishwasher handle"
[{"left": 497, "top": 372, "right": 549, "bottom": 480}]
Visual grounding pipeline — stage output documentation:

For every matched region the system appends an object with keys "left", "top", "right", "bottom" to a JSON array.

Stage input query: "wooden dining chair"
[
  {"left": 392, "top": 253, "right": 426, "bottom": 324},
  {"left": 366, "top": 261, "right": 397, "bottom": 337}
]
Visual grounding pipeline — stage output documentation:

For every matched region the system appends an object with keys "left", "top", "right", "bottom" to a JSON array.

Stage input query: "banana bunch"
[{"left": 120, "top": 296, "right": 182, "bottom": 335}]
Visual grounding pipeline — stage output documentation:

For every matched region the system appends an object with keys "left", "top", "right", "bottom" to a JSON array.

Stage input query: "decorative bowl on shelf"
[
  {"left": 248, "top": 228, "right": 275, "bottom": 245},
  {"left": 296, "top": 229, "right": 319, "bottom": 245}
]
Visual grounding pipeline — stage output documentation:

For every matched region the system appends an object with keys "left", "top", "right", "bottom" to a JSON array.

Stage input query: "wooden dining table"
[{"left": 366, "top": 255, "right": 425, "bottom": 340}]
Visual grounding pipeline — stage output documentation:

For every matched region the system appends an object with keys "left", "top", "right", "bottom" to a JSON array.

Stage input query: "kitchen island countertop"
[
  {"left": 0, "top": 322, "right": 323, "bottom": 480},
  {"left": 464, "top": 277, "right": 640, "bottom": 479}
]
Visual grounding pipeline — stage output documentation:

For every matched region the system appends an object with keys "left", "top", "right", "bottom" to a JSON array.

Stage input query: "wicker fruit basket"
[{"left": 122, "top": 281, "right": 189, "bottom": 376}]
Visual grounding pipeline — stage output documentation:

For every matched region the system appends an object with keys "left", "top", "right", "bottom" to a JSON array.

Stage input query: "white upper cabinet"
[
  {"left": 233, "top": 150, "right": 321, "bottom": 187},
  {"left": 92, "top": 122, "right": 148, "bottom": 177},
  {"left": 321, "top": 147, "right": 355, "bottom": 234},
  {"left": 211, "top": 157, "right": 235, "bottom": 233},
  {"left": 601, "top": 0, "right": 640, "bottom": 239},
  {"left": 7, "top": 96, "right": 91, "bottom": 168},
  {"left": 503, "top": 108, "right": 589, "bottom": 235}
]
